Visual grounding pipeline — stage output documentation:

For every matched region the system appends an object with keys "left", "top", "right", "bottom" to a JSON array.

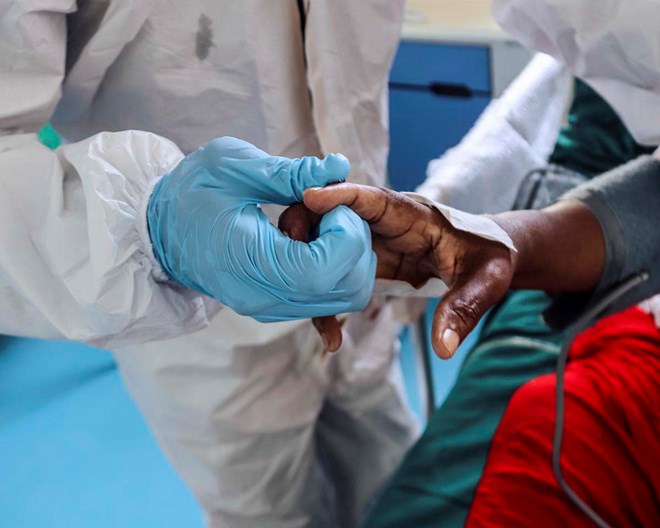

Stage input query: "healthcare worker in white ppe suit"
[
  {"left": 0, "top": 1, "right": 417, "bottom": 527},
  {"left": 493, "top": 0, "right": 660, "bottom": 147}
]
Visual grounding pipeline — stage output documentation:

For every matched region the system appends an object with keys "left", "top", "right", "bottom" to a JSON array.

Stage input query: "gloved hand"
[{"left": 147, "top": 137, "right": 376, "bottom": 322}]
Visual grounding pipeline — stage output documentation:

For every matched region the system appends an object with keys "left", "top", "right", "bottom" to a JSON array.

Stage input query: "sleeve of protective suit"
[
  {"left": 0, "top": 1, "right": 219, "bottom": 347},
  {"left": 492, "top": 0, "right": 660, "bottom": 146},
  {"left": 544, "top": 155, "right": 660, "bottom": 328},
  {"left": 303, "top": 0, "right": 406, "bottom": 187},
  {"left": 418, "top": 53, "right": 571, "bottom": 214}
]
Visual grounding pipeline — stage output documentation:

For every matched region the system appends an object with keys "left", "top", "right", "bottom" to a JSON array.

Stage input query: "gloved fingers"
[
  {"left": 251, "top": 297, "right": 365, "bottom": 323},
  {"left": 220, "top": 205, "right": 374, "bottom": 321},
  {"left": 279, "top": 204, "right": 346, "bottom": 342},
  {"left": 277, "top": 204, "right": 369, "bottom": 300},
  {"left": 312, "top": 316, "right": 343, "bottom": 352},
  {"left": 301, "top": 205, "right": 375, "bottom": 294},
  {"left": 277, "top": 153, "right": 350, "bottom": 203},
  {"left": 279, "top": 204, "right": 351, "bottom": 345},
  {"left": 268, "top": 205, "right": 375, "bottom": 303},
  {"left": 203, "top": 137, "right": 350, "bottom": 204},
  {"left": 203, "top": 136, "right": 271, "bottom": 160}
]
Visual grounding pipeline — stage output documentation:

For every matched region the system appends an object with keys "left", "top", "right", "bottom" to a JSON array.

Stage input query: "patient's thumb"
[
  {"left": 431, "top": 281, "right": 491, "bottom": 359},
  {"left": 303, "top": 187, "right": 337, "bottom": 215}
]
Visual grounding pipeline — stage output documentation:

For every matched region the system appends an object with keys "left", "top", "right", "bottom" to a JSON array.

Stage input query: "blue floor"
[{"left": 0, "top": 336, "right": 203, "bottom": 528}]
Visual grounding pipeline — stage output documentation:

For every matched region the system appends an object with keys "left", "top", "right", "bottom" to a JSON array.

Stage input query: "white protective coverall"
[
  {"left": 492, "top": 0, "right": 660, "bottom": 147},
  {"left": 422, "top": 0, "right": 660, "bottom": 214},
  {"left": 0, "top": 1, "right": 417, "bottom": 526}
]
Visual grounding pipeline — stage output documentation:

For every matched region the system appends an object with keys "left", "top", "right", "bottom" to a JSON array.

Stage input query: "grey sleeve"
[{"left": 544, "top": 155, "right": 660, "bottom": 329}]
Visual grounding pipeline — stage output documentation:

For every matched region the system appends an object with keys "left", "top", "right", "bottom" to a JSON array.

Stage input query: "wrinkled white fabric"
[
  {"left": 410, "top": 194, "right": 516, "bottom": 251},
  {"left": 1, "top": 1, "right": 415, "bottom": 526},
  {"left": 493, "top": 0, "right": 660, "bottom": 147},
  {"left": 638, "top": 294, "right": 660, "bottom": 329},
  {"left": 115, "top": 303, "right": 417, "bottom": 528},
  {"left": 419, "top": 53, "right": 571, "bottom": 214},
  {"left": 0, "top": 0, "right": 218, "bottom": 346}
]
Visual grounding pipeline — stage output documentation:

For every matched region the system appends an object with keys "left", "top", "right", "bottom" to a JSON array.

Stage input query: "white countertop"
[{"left": 402, "top": 0, "right": 514, "bottom": 44}]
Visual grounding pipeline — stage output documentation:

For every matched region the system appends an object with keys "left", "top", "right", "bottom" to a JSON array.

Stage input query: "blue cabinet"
[{"left": 388, "top": 42, "right": 492, "bottom": 191}]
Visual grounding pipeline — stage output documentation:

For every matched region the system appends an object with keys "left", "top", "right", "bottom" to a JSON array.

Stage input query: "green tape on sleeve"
[{"left": 37, "top": 123, "right": 61, "bottom": 150}]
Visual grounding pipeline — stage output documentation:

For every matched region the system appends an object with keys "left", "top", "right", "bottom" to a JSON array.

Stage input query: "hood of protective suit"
[{"left": 493, "top": 0, "right": 660, "bottom": 146}]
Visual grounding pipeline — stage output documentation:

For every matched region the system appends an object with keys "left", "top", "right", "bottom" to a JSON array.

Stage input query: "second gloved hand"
[{"left": 146, "top": 137, "right": 376, "bottom": 322}]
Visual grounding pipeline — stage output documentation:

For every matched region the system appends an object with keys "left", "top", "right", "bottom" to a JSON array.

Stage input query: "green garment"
[
  {"left": 550, "top": 80, "right": 655, "bottom": 177},
  {"left": 37, "top": 123, "right": 61, "bottom": 150},
  {"left": 363, "top": 291, "right": 564, "bottom": 528}
]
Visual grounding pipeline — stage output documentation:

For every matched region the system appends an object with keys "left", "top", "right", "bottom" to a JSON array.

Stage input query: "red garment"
[{"left": 466, "top": 307, "right": 660, "bottom": 527}]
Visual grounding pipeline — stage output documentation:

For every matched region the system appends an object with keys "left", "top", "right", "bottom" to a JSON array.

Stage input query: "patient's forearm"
[
  {"left": 493, "top": 155, "right": 660, "bottom": 328},
  {"left": 493, "top": 200, "right": 605, "bottom": 292}
]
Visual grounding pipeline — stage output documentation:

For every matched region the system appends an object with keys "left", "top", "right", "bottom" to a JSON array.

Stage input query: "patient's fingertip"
[
  {"left": 302, "top": 187, "right": 321, "bottom": 202},
  {"left": 303, "top": 188, "right": 327, "bottom": 212},
  {"left": 441, "top": 328, "right": 460, "bottom": 357},
  {"left": 328, "top": 338, "right": 341, "bottom": 353}
]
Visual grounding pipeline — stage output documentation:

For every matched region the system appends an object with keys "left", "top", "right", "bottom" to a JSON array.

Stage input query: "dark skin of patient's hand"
[{"left": 280, "top": 183, "right": 605, "bottom": 359}]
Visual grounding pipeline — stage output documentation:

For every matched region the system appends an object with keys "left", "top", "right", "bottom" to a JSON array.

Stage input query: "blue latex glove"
[{"left": 147, "top": 137, "right": 376, "bottom": 322}]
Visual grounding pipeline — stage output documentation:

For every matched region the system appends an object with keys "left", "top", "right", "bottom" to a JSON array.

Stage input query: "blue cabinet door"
[
  {"left": 388, "top": 88, "right": 490, "bottom": 191},
  {"left": 388, "top": 43, "right": 492, "bottom": 412},
  {"left": 387, "top": 42, "right": 492, "bottom": 192},
  {"left": 390, "top": 42, "right": 491, "bottom": 93}
]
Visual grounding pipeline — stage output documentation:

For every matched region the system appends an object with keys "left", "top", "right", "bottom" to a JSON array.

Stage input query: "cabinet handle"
[
  {"left": 430, "top": 82, "right": 472, "bottom": 98},
  {"left": 390, "top": 81, "right": 490, "bottom": 99}
]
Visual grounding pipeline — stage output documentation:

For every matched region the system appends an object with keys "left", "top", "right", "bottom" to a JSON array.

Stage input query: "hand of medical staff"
[
  {"left": 147, "top": 137, "right": 376, "bottom": 322},
  {"left": 301, "top": 184, "right": 516, "bottom": 358},
  {"left": 277, "top": 203, "right": 347, "bottom": 352}
]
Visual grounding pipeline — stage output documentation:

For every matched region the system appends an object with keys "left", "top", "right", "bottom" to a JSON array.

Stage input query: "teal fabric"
[
  {"left": 550, "top": 80, "right": 655, "bottom": 177},
  {"left": 363, "top": 291, "right": 564, "bottom": 528},
  {"left": 37, "top": 123, "right": 60, "bottom": 150}
]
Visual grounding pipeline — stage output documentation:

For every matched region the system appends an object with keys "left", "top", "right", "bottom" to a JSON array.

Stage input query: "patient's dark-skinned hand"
[
  {"left": 281, "top": 184, "right": 515, "bottom": 358},
  {"left": 280, "top": 182, "right": 605, "bottom": 359}
]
